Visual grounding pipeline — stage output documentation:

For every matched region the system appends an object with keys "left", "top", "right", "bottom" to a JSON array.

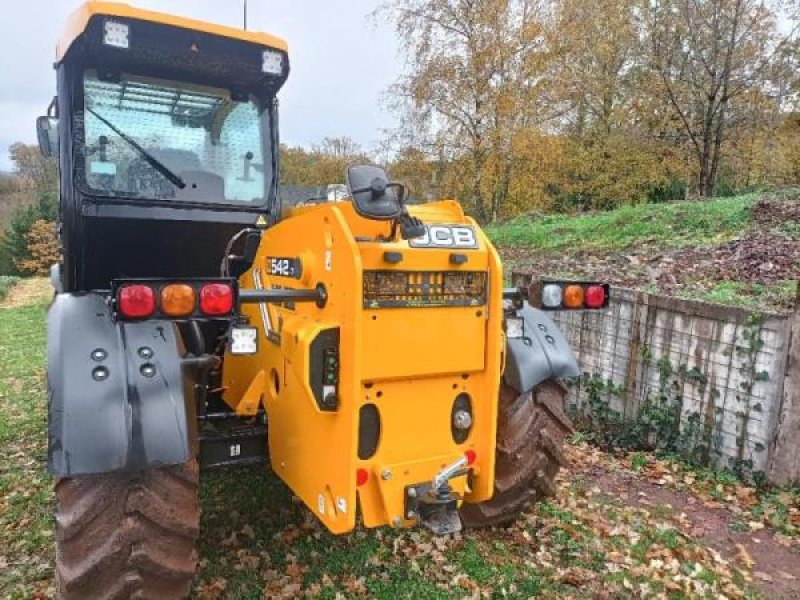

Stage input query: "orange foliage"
[{"left": 15, "top": 219, "right": 60, "bottom": 276}]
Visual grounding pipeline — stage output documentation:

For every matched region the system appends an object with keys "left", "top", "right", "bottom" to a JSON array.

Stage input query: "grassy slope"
[
  {"left": 486, "top": 193, "right": 758, "bottom": 253},
  {"left": 486, "top": 192, "right": 798, "bottom": 311}
]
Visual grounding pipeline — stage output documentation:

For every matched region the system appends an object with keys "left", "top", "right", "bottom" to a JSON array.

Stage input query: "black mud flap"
[
  {"left": 47, "top": 293, "right": 195, "bottom": 477},
  {"left": 504, "top": 304, "right": 580, "bottom": 394}
]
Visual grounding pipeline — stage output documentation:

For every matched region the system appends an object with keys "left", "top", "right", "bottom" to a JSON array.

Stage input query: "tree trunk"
[
  {"left": 490, "top": 154, "right": 512, "bottom": 223},
  {"left": 471, "top": 144, "right": 488, "bottom": 223}
]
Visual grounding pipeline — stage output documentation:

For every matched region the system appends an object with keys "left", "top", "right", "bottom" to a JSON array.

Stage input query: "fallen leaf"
[{"left": 735, "top": 544, "right": 754, "bottom": 569}]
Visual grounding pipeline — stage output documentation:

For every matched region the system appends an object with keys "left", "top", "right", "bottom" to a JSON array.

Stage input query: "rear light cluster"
[
  {"left": 115, "top": 280, "right": 236, "bottom": 319},
  {"left": 532, "top": 281, "right": 610, "bottom": 311}
]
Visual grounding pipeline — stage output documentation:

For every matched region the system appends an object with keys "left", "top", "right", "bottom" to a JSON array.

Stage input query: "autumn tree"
[
  {"left": 0, "top": 143, "right": 59, "bottom": 275},
  {"left": 645, "top": 0, "right": 798, "bottom": 197},
  {"left": 0, "top": 191, "right": 58, "bottom": 275},
  {"left": 9, "top": 143, "right": 57, "bottom": 193},
  {"left": 387, "top": 146, "right": 440, "bottom": 201},
  {"left": 380, "top": 0, "right": 556, "bottom": 222},
  {"left": 548, "top": 0, "right": 682, "bottom": 208},
  {"left": 15, "top": 219, "right": 59, "bottom": 275},
  {"left": 280, "top": 137, "right": 370, "bottom": 186}
]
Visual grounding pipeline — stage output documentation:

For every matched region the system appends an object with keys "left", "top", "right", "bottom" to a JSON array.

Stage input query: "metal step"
[{"left": 199, "top": 419, "right": 268, "bottom": 469}]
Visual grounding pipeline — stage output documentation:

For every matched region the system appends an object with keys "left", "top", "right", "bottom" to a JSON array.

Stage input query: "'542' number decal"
[{"left": 268, "top": 257, "right": 303, "bottom": 279}]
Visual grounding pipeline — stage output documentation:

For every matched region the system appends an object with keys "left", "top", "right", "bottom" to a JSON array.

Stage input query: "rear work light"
[
  {"left": 262, "top": 49, "right": 284, "bottom": 75},
  {"left": 118, "top": 284, "right": 156, "bottom": 318},
  {"left": 103, "top": 20, "right": 129, "bottom": 49},
  {"left": 533, "top": 281, "right": 610, "bottom": 311},
  {"left": 200, "top": 283, "right": 234, "bottom": 316}
]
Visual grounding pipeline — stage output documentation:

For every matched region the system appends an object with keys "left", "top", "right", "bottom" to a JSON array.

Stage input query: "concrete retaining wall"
[{"left": 514, "top": 275, "right": 797, "bottom": 481}]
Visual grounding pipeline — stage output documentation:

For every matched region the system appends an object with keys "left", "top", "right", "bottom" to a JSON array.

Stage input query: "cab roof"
[{"left": 57, "top": 1, "right": 288, "bottom": 63}]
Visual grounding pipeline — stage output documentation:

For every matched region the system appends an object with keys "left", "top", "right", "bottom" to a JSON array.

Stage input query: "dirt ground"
[{"left": 569, "top": 445, "right": 800, "bottom": 599}]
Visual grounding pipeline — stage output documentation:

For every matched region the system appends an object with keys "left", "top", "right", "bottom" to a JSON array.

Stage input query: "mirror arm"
[
  {"left": 47, "top": 96, "right": 58, "bottom": 119},
  {"left": 395, "top": 208, "right": 426, "bottom": 241},
  {"left": 387, "top": 181, "right": 405, "bottom": 203}
]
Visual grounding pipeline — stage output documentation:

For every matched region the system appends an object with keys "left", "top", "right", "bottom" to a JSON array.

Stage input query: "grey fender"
[
  {"left": 504, "top": 304, "right": 580, "bottom": 394},
  {"left": 47, "top": 293, "right": 196, "bottom": 477}
]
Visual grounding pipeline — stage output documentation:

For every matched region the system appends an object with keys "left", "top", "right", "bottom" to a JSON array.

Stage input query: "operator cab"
[{"left": 37, "top": 2, "right": 289, "bottom": 292}]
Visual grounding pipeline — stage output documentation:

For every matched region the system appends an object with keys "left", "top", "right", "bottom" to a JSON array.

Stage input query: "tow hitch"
[{"left": 404, "top": 454, "right": 471, "bottom": 535}]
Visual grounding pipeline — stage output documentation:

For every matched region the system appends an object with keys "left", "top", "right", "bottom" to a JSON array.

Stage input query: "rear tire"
[
  {"left": 461, "top": 379, "right": 572, "bottom": 527},
  {"left": 55, "top": 460, "right": 199, "bottom": 599}
]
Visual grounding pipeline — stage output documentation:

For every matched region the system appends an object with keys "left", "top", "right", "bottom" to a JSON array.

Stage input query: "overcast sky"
[{"left": 0, "top": 0, "right": 401, "bottom": 171}]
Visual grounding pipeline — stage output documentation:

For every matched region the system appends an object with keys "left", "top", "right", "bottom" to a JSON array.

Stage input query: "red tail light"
[
  {"left": 585, "top": 285, "right": 606, "bottom": 308},
  {"left": 118, "top": 284, "right": 156, "bottom": 318},
  {"left": 199, "top": 283, "right": 234, "bottom": 316},
  {"left": 356, "top": 468, "right": 369, "bottom": 486},
  {"left": 465, "top": 449, "right": 477, "bottom": 466}
]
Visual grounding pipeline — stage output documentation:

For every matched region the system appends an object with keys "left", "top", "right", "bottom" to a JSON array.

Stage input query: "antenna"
[{"left": 243, "top": 0, "right": 248, "bottom": 31}]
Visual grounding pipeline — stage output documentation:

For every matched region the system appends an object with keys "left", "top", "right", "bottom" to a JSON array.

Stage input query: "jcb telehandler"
[{"left": 37, "top": 2, "right": 609, "bottom": 597}]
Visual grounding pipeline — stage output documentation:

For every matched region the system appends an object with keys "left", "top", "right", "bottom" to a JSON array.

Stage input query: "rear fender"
[
  {"left": 47, "top": 293, "right": 196, "bottom": 477},
  {"left": 504, "top": 304, "right": 579, "bottom": 394}
]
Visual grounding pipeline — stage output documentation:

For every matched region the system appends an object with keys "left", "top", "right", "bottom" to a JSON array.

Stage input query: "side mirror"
[
  {"left": 36, "top": 116, "right": 59, "bottom": 158},
  {"left": 346, "top": 164, "right": 405, "bottom": 220}
]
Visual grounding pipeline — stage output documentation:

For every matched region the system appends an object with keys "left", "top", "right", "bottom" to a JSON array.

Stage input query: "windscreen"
[{"left": 81, "top": 70, "right": 271, "bottom": 205}]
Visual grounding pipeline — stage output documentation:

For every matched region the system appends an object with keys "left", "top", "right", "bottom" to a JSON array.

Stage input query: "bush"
[
  {"left": 15, "top": 219, "right": 59, "bottom": 275},
  {"left": 0, "top": 275, "right": 21, "bottom": 302},
  {"left": 0, "top": 191, "right": 57, "bottom": 275}
]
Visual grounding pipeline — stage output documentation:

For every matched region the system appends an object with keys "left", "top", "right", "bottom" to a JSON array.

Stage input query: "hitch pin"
[{"left": 432, "top": 455, "right": 469, "bottom": 492}]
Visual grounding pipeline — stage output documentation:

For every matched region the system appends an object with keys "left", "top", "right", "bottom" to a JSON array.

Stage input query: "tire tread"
[
  {"left": 55, "top": 461, "right": 199, "bottom": 599},
  {"left": 461, "top": 380, "right": 572, "bottom": 528}
]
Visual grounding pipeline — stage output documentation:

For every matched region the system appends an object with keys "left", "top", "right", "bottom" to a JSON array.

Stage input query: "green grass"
[
  {"left": 486, "top": 193, "right": 759, "bottom": 252},
  {"left": 690, "top": 279, "right": 798, "bottom": 310},
  {"left": 747, "top": 488, "right": 800, "bottom": 538},
  {"left": 0, "top": 302, "right": 52, "bottom": 598},
  {"left": 0, "top": 275, "right": 21, "bottom": 302}
]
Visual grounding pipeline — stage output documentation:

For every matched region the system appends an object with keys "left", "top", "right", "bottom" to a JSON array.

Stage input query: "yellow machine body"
[{"left": 223, "top": 200, "right": 504, "bottom": 533}]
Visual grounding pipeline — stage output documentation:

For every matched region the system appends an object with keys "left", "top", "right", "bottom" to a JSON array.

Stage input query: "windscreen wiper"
[{"left": 85, "top": 107, "right": 186, "bottom": 189}]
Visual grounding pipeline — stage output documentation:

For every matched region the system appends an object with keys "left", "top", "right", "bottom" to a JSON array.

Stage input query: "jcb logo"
[{"left": 409, "top": 225, "right": 478, "bottom": 249}]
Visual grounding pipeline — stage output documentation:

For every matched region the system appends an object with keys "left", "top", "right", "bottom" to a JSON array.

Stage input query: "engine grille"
[{"left": 363, "top": 271, "right": 487, "bottom": 308}]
